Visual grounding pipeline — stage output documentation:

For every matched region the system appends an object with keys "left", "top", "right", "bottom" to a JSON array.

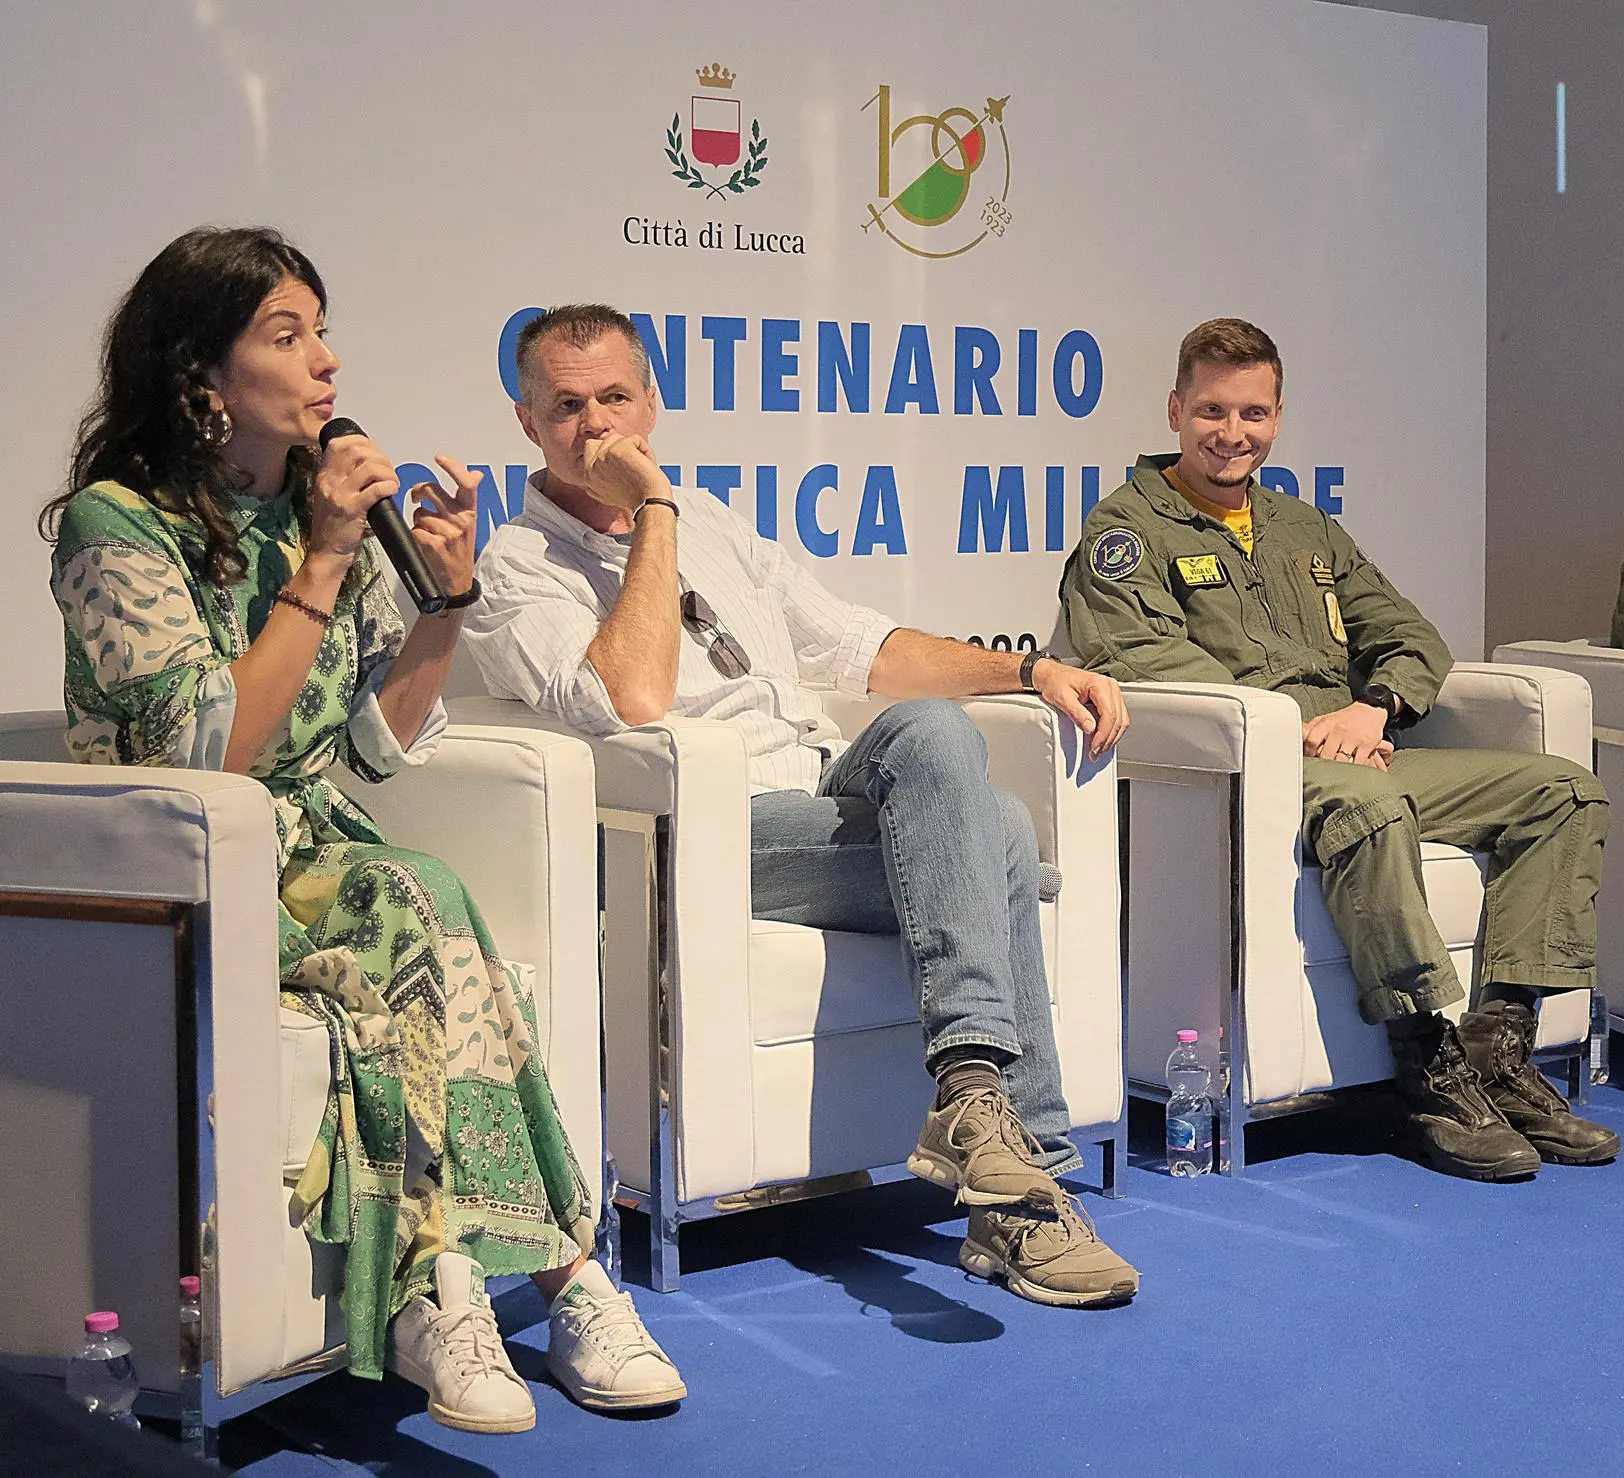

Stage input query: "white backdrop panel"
[{"left": 0, "top": 0, "right": 1484, "bottom": 710}]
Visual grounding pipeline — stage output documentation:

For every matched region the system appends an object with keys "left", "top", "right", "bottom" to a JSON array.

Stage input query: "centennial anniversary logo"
[
  {"left": 860, "top": 85, "right": 1012, "bottom": 259},
  {"left": 666, "top": 64, "right": 770, "bottom": 199}
]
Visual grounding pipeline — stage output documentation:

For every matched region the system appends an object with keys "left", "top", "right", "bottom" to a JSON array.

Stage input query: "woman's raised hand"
[{"left": 406, "top": 455, "right": 480, "bottom": 601}]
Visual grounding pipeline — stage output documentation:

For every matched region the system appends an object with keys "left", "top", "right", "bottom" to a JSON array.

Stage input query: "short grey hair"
[{"left": 515, "top": 303, "right": 652, "bottom": 405}]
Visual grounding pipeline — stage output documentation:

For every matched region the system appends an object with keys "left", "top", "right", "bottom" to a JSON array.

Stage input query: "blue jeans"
[{"left": 749, "top": 699, "right": 1080, "bottom": 1175}]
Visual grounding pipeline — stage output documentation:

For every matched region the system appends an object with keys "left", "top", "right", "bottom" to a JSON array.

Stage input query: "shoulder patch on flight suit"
[
  {"left": 1323, "top": 591, "right": 1348, "bottom": 644},
  {"left": 1173, "top": 554, "right": 1227, "bottom": 589},
  {"left": 1309, "top": 554, "right": 1335, "bottom": 588},
  {"left": 1090, "top": 528, "right": 1144, "bottom": 581}
]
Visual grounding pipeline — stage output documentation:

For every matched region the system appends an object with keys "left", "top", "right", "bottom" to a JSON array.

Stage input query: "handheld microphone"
[{"left": 317, "top": 417, "right": 448, "bottom": 614}]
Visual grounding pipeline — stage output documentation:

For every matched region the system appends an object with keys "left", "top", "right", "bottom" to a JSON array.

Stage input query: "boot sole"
[
  {"left": 907, "top": 1149, "right": 1061, "bottom": 1215},
  {"left": 960, "top": 1239, "right": 1138, "bottom": 1308},
  {"left": 547, "top": 1356, "right": 687, "bottom": 1411},
  {"left": 1404, "top": 1129, "right": 1540, "bottom": 1182},
  {"left": 1525, "top": 1135, "right": 1621, "bottom": 1166}
]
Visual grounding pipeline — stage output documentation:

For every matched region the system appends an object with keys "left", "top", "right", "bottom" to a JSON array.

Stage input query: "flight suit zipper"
[
  {"left": 1194, "top": 513, "right": 1280, "bottom": 640},
  {"left": 1241, "top": 548, "right": 1280, "bottom": 637}
]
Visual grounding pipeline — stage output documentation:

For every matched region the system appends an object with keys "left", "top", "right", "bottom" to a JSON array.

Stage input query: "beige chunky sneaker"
[
  {"left": 961, "top": 1190, "right": 1140, "bottom": 1308},
  {"left": 908, "top": 1086, "right": 1060, "bottom": 1212},
  {"left": 387, "top": 1252, "right": 535, "bottom": 1434},
  {"left": 547, "top": 1261, "right": 687, "bottom": 1411}
]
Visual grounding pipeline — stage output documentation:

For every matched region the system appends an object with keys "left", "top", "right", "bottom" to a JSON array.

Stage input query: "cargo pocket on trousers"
[{"left": 1550, "top": 770, "right": 1609, "bottom": 957}]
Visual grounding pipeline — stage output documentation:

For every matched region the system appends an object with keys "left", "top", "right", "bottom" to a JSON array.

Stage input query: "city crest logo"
[
  {"left": 666, "top": 63, "right": 770, "bottom": 198},
  {"left": 860, "top": 85, "right": 1012, "bottom": 259}
]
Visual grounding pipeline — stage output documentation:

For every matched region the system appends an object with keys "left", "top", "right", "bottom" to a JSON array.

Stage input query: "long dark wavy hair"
[{"left": 40, "top": 226, "right": 328, "bottom": 585}]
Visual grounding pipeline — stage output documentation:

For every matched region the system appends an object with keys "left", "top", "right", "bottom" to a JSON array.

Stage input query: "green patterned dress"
[{"left": 50, "top": 478, "right": 593, "bottom": 1378}]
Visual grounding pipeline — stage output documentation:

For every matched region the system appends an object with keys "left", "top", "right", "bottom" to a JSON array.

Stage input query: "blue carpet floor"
[{"left": 229, "top": 1081, "right": 1624, "bottom": 1477}]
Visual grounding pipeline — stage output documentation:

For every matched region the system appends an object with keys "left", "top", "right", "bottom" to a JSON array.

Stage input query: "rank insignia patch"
[
  {"left": 1090, "top": 528, "right": 1143, "bottom": 581},
  {"left": 1324, "top": 591, "right": 1348, "bottom": 644},
  {"left": 1173, "top": 554, "right": 1227, "bottom": 589},
  {"left": 1310, "top": 554, "right": 1335, "bottom": 588}
]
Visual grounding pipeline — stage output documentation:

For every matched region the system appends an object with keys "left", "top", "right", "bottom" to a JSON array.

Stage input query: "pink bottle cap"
[
  {"left": 1177, "top": 1029, "right": 1199, "bottom": 1044},
  {"left": 83, "top": 1312, "right": 119, "bottom": 1334},
  {"left": 179, "top": 1277, "right": 201, "bottom": 1298}
]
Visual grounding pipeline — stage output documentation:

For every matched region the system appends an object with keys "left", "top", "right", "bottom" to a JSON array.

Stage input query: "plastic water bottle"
[
  {"left": 65, "top": 1312, "right": 140, "bottom": 1428},
  {"left": 178, "top": 1277, "right": 203, "bottom": 1451},
  {"left": 1166, "top": 1030, "right": 1214, "bottom": 1177},
  {"left": 1214, "top": 1025, "right": 1233, "bottom": 1173},
  {"left": 1589, "top": 992, "right": 1611, "bottom": 1087}
]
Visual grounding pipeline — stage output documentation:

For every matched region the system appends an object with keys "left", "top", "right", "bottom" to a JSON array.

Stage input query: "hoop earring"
[{"left": 202, "top": 405, "right": 234, "bottom": 449}]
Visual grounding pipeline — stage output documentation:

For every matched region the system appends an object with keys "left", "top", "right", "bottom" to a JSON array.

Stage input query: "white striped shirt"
[{"left": 465, "top": 474, "right": 898, "bottom": 795}]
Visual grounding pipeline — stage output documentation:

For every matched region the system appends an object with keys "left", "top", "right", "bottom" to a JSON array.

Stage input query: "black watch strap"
[
  {"left": 1355, "top": 682, "right": 1400, "bottom": 720},
  {"left": 1019, "top": 649, "right": 1049, "bottom": 692},
  {"left": 440, "top": 578, "right": 482, "bottom": 611}
]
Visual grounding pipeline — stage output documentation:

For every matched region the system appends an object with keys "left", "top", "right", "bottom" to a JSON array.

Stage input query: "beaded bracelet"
[{"left": 275, "top": 588, "right": 334, "bottom": 630}]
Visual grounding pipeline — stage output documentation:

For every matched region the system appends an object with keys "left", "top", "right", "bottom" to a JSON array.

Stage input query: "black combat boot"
[
  {"left": 1387, "top": 1013, "right": 1541, "bottom": 1180},
  {"left": 1457, "top": 1000, "right": 1621, "bottom": 1165}
]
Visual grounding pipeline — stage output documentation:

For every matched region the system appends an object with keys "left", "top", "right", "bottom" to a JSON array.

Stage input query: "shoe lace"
[
  {"left": 1492, "top": 1014, "right": 1570, "bottom": 1111},
  {"left": 434, "top": 1304, "right": 509, "bottom": 1379},
  {"left": 572, "top": 1292, "right": 664, "bottom": 1363},
  {"left": 1426, "top": 1029, "right": 1500, "bottom": 1122},
  {"left": 1003, "top": 1187, "right": 1098, "bottom": 1266},
  {"left": 945, "top": 1088, "right": 1045, "bottom": 1165}
]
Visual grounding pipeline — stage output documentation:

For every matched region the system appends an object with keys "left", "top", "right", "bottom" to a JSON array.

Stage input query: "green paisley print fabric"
[{"left": 50, "top": 480, "right": 592, "bottom": 1378}]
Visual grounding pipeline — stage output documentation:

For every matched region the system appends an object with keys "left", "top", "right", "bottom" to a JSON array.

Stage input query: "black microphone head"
[{"left": 318, "top": 416, "right": 366, "bottom": 451}]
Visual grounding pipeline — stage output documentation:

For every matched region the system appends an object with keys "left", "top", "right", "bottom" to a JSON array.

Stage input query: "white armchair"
[
  {"left": 1111, "top": 664, "right": 1595, "bottom": 1173},
  {"left": 448, "top": 691, "right": 1126, "bottom": 1292},
  {"left": 0, "top": 713, "right": 601, "bottom": 1453},
  {"left": 1493, "top": 638, "right": 1624, "bottom": 1031}
]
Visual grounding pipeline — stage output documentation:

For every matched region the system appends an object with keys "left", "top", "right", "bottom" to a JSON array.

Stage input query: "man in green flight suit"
[{"left": 1060, "top": 317, "right": 1616, "bottom": 1181}]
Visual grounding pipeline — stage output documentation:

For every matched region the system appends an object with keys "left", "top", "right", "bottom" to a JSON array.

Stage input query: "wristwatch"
[
  {"left": 1354, "top": 682, "right": 1402, "bottom": 723},
  {"left": 1019, "top": 649, "right": 1050, "bottom": 693}
]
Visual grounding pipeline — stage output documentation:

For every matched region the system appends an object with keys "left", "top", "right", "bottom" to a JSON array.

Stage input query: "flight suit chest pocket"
[
  {"left": 1284, "top": 549, "right": 1346, "bottom": 651},
  {"left": 1164, "top": 550, "right": 1256, "bottom": 661}
]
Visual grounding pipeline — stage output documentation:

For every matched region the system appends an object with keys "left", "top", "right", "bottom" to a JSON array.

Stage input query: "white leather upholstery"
[
  {"left": 0, "top": 714, "right": 601, "bottom": 1403},
  {"left": 1494, "top": 640, "right": 1624, "bottom": 1026},
  {"left": 1402, "top": 661, "right": 1593, "bottom": 767},
  {"left": 448, "top": 691, "right": 1124, "bottom": 1211},
  {"left": 1115, "top": 664, "right": 1595, "bottom": 1111},
  {"left": 1491, "top": 641, "right": 1624, "bottom": 733},
  {"left": 750, "top": 923, "right": 915, "bottom": 1044},
  {"left": 279, "top": 1008, "right": 333, "bottom": 1180}
]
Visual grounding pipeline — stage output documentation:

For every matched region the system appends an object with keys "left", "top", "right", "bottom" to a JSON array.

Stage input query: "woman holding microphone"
[{"left": 41, "top": 226, "right": 684, "bottom": 1432}]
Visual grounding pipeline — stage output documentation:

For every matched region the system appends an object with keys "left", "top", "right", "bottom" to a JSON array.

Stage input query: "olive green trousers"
[{"left": 1303, "top": 749, "right": 1609, "bottom": 1023}]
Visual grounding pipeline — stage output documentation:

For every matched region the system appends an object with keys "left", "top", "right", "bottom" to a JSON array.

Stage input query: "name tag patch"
[
  {"left": 1324, "top": 591, "right": 1348, "bottom": 644},
  {"left": 1173, "top": 554, "right": 1227, "bottom": 589},
  {"left": 1309, "top": 554, "right": 1335, "bottom": 589},
  {"left": 1090, "top": 529, "right": 1144, "bottom": 581}
]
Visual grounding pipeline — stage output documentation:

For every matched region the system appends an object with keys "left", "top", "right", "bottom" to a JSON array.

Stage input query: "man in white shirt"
[{"left": 465, "top": 304, "right": 1137, "bottom": 1307}]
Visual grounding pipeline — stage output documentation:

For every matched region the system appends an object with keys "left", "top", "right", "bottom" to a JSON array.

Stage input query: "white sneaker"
[
  {"left": 388, "top": 1252, "right": 536, "bottom": 1434},
  {"left": 546, "top": 1261, "right": 687, "bottom": 1410}
]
